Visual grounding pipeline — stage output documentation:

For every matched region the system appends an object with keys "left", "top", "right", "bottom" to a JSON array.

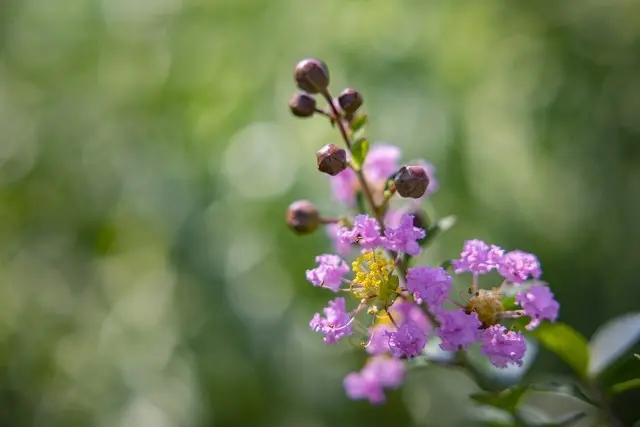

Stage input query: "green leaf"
[
  {"left": 439, "top": 259, "right": 452, "bottom": 271},
  {"left": 470, "top": 385, "right": 529, "bottom": 414},
  {"left": 350, "top": 113, "right": 368, "bottom": 133},
  {"left": 530, "top": 323, "right": 589, "bottom": 378},
  {"left": 355, "top": 191, "right": 367, "bottom": 214},
  {"left": 588, "top": 312, "right": 640, "bottom": 377},
  {"left": 610, "top": 378, "right": 640, "bottom": 395},
  {"left": 420, "top": 215, "right": 457, "bottom": 247},
  {"left": 350, "top": 137, "right": 369, "bottom": 168}
]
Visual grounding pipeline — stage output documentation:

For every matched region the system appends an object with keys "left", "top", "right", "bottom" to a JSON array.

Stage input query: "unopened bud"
[
  {"left": 317, "top": 144, "right": 347, "bottom": 176},
  {"left": 294, "top": 58, "right": 330, "bottom": 94},
  {"left": 289, "top": 92, "right": 316, "bottom": 118},
  {"left": 286, "top": 200, "right": 320, "bottom": 235},
  {"left": 337, "top": 88, "right": 363, "bottom": 115},
  {"left": 394, "top": 166, "right": 429, "bottom": 198}
]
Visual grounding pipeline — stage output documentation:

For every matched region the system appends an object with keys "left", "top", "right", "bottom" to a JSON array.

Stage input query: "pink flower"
[
  {"left": 435, "top": 309, "right": 481, "bottom": 351},
  {"left": 480, "top": 325, "right": 526, "bottom": 368},
  {"left": 305, "top": 254, "right": 349, "bottom": 292},
  {"left": 343, "top": 357, "right": 405, "bottom": 404},
  {"left": 406, "top": 266, "right": 452, "bottom": 311},
  {"left": 453, "top": 240, "right": 504, "bottom": 275},
  {"left": 325, "top": 224, "right": 352, "bottom": 257},
  {"left": 366, "top": 323, "right": 395, "bottom": 356},
  {"left": 337, "top": 214, "right": 381, "bottom": 249},
  {"left": 382, "top": 214, "right": 426, "bottom": 255},
  {"left": 386, "top": 321, "right": 427, "bottom": 359},
  {"left": 516, "top": 284, "right": 559, "bottom": 330},
  {"left": 498, "top": 250, "right": 542, "bottom": 284},
  {"left": 310, "top": 297, "right": 353, "bottom": 344}
]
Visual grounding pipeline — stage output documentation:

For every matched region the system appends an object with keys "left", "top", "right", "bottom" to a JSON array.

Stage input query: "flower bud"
[
  {"left": 286, "top": 200, "right": 320, "bottom": 235},
  {"left": 317, "top": 144, "right": 347, "bottom": 176},
  {"left": 394, "top": 166, "right": 429, "bottom": 198},
  {"left": 289, "top": 92, "right": 316, "bottom": 118},
  {"left": 337, "top": 88, "right": 363, "bottom": 115},
  {"left": 294, "top": 58, "right": 330, "bottom": 94}
]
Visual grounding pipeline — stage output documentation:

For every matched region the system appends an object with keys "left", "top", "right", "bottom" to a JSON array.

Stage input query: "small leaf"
[
  {"left": 588, "top": 311, "right": 640, "bottom": 377},
  {"left": 350, "top": 137, "right": 369, "bottom": 168},
  {"left": 470, "top": 385, "right": 529, "bottom": 414},
  {"left": 350, "top": 113, "right": 368, "bottom": 133},
  {"left": 530, "top": 323, "right": 589, "bottom": 378},
  {"left": 610, "top": 378, "right": 640, "bottom": 395}
]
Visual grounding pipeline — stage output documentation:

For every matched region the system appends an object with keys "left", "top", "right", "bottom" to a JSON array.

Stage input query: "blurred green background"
[{"left": 1, "top": 0, "right": 639, "bottom": 426}]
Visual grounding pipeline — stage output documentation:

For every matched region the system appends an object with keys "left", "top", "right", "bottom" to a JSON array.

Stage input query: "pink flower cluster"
[{"left": 306, "top": 228, "right": 560, "bottom": 404}]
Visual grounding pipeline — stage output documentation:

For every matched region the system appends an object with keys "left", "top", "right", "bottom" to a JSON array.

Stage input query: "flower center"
[{"left": 465, "top": 289, "right": 504, "bottom": 329}]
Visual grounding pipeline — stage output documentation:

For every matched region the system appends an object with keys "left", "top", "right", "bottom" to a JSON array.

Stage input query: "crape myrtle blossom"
[
  {"left": 344, "top": 356, "right": 405, "bottom": 404},
  {"left": 285, "top": 58, "right": 561, "bottom": 405},
  {"left": 516, "top": 284, "right": 560, "bottom": 330},
  {"left": 305, "top": 230, "right": 560, "bottom": 401},
  {"left": 305, "top": 254, "right": 349, "bottom": 292},
  {"left": 338, "top": 213, "right": 426, "bottom": 256}
]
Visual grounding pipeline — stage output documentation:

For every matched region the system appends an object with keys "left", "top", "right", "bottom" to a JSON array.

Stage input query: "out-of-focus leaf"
[
  {"left": 350, "top": 113, "right": 368, "bottom": 134},
  {"left": 470, "top": 385, "right": 529, "bottom": 414},
  {"left": 530, "top": 323, "right": 589, "bottom": 378},
  {"left": 588, "top": 312, "right": 640, "bottom": 377},
  {"left": 355, "top": 191, "right": 367, "bottom": 215},
  {"left": 420, "top": 215, "right": 457, "bottom": 247},
  {"left": 350, "top": 137, "right": 369, "bottom": 168},
  {"left": 610, "top": 378, "right": 640, "bottom": 395},
  {"left": 439, "top": 259, "right": 452, "bottom": 271},
  {"left": 528, "top": 378, "right": 597, "bottom": 406}
]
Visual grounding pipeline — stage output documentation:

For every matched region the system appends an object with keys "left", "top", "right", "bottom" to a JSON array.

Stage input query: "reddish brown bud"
[
  {"left": 294, "top": 58, "right": 330, "bottom": 94},
  {"left": 337, "top": 88, "right": 363, "bottom": 115},
  {"left": 394, "top": 166, "right": 429, "bottom": 198},
  {"left": 286, "top": 200, "right": 320, "bottom": 235},
  {"left": 317, "top": 144, "right": 347, "bottom": 176},
  {"left": 289, "top": 92, "right": 316, "bottom": 118}
]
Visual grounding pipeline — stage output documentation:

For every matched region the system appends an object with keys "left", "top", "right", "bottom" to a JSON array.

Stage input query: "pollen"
[
  {"left": 465, "top": 288, "right": 504, "bottom": 328},
  {"left": 351, "top": 250, "right": 395, "bottom": 300}
]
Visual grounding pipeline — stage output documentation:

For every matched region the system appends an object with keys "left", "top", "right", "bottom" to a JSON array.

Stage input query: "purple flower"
[
  {"left": 435, "top": 309, "right": 481, "bottom": 351},
  {"left": 310, "top": 297, "right": 353, "bottom": 344},
  {"left": 382, "top": 214, "right": 426, "bottom": 255},
  {"left": 386, "top": 321, "right": 427, "bottom": 359},
  {"left": 338, "top": 214, "right": 381, "bottom": 249},
  {"left": 406, "top": 266, "right": 452, "bottom": 311},
  {"left": 326, "top": 224, "right": 352, "bottom": 257},
  {"left": 330, "top": 168, "right": 358, "bottom": 205},
  {"left": 480, "top": 325, "right": 527, "bottom": 368},
  {"left": 366, "top": 323, "right": 394, "bottom": 356},
  {"left": 363, "top": 145, "right": 401, "bottom": 183},
  {"left": 453, "top": 240, "right": 504, "bottom": 275},
  {"left": 343, "top": 356, "right": 405, "bottom": 404},
  {"left": 498, "top": 250, "right": 542, "bottom": 284},
  {"left": 389, "top": 299, "right": 430, "bottom": 332},
  {"left": 516, "top": 284, "right": 559, "bottom": 330},
  {"left": 305, "top": 254, "right": 349, "bottom": 292}
]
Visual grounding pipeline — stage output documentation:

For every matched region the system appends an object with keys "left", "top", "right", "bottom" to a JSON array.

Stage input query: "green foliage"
[
  {"left": 349, "top": 113, "right": 368, "bottom": 135},
  {"left": 350, "top": 137, "right": 369, "bottom": 168},
  {"left": 588, "top": 312, "right": 640, "bottom": 377},
  {"left": 471, "top": 385, "right": 529, "bottom": 414},
  {"left": 530, "top": 323, "right": 590, "bottom": 379}
]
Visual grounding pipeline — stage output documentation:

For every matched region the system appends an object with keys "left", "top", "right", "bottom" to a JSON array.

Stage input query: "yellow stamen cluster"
[
  {"left": 351, "top": 250, "right": 395, "bottom": 299},
  {"left": 465, "top": 288, "right": 504, "bottom": 328}
]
